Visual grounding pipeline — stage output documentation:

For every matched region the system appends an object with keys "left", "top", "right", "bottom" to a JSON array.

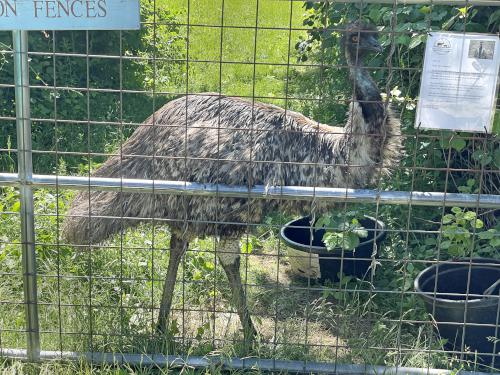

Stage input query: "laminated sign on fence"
[
  {"left": 0, "top": 0, "right": 140, "bottom": 30},
  {"left": 416, "top": 32, "right": 500, "bottom": 133}
]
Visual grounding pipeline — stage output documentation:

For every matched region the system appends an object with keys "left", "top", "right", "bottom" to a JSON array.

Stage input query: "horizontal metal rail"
[
  {"left": 0, "top": 348, "right": 493, "bottom": 375},
  {"left": 1, "top": 173, "right": 499, "bottom": 208}
]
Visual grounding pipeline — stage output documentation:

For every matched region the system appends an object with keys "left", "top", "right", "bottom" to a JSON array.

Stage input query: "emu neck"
[
  {"left": 345, "top": 48, "right": 384, "bottom": 128},
  {"left": 336, "top": 46, "right": 389, "bottom": 187}
]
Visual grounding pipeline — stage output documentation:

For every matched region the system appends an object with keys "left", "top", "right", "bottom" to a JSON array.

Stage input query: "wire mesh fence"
[{"left": 0, "top": 0, "right": 499, "bottom": 373}]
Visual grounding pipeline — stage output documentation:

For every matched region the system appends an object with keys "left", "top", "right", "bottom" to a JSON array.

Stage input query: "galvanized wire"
[{"left": 0, "top": 0, "right": 499, "bottom": 372}]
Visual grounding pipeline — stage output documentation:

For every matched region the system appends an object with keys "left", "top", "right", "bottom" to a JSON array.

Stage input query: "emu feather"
[{"left": 63, "top": 95, "right": 399, "bottom": 243}]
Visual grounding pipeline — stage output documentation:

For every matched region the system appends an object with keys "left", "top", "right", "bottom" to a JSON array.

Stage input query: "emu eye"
[{"left": 351, "top": 35, "right": 359, "bottom": 43}]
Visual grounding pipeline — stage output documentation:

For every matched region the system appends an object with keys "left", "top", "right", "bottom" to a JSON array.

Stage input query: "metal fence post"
[{"left": 13, "top": 30, "right": 40, "bottom": 362}]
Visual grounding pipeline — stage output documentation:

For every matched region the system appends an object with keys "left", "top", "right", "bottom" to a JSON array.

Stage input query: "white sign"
[
  {"left": 416, "top": 32, "right": 500, "bottom": 133},
  {"left": 0, "top": 0, "right": 140, "bottom": 30}
]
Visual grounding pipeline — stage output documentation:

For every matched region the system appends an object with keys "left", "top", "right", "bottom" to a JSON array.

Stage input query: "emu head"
[{"left": 343, "top": 20, "right": 382, "bottom": 59}]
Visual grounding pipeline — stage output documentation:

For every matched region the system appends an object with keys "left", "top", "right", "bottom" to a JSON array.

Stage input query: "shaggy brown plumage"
[
  {"left": 63, "top": 94, "right": 399, "bottom": 243},
  {"left": 62, "top": 20, "right": 401, "bottom": 344}
]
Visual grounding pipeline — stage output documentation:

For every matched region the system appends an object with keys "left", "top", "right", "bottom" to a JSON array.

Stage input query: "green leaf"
[
  {"left": 409, "top": 34, "right": 426, "bottom": 49},
  {"left": 338, "top": 221, "right": 350, "bottom": 231},
  {"left": 442, "top": 14, "right": 458, "bottom": 30},
  {"left": 494, "top": 149, "right": 500, "bottom": 168},
  {"left": 463, "top": 211, "right": 476, "bottom": 221},
  {"left": 397, "top": 35, "right": 411, "bottom": 46},
  {"left": 403, "top": 278, "right": 413, "bottom": 291},
  {"left": 450, "top": 137, "right": 466, "bottom": 152},
  {"left": 342, "top": 232, "right": 360, "bottom": 251},
  {"left": 333, "top": 291, "right": 343, "bottom": 300},
  {"left": 315, "top": 216, "right": 330, "bottom": 229},
  {"left": 448, "top": 244, "right": 464, "bottom": 257},
  {"left": 490, "top": 238, "right": 500, "bottom": 247},
  {"left": 424, "top": 237, "right": 437, "bottom": 246},
  {"left": 493, "top": 111, "right": 500, "bottom": 136},
  {"left": 440, "top": 240, "right": 451, "bottom": 249},
  {"left": 451, "top": 207, "right": 462, "bottom": 214},
  {"left": 431, "top": 10, "right": 447, "bottom": 22},
  {"left": 169, "top": 319, "right": 180, "bottom": 336},
  {"left": 464, "top": 22, "right": 487, "bottom": 33},
  {"left": 488, "top": 9, "right": 500, "bottom": 27},
  {"left": 11, "top": 201, "right": 20, "bottom": 212},
  {"left": 407, "top": 263, "right": 414, "bottom": 273},
  {"left": 472, "top": 150, "right": 492, "bottom": 166},
  {"left": 458, "top": 186, "right": 471, "bottom": 193},
  {"left": 204, "top": 261, "right": 215, "bottom": 271},
  {"left": 472, "top": 150, "right": 482, "bottom": 161},
  {"left": 478, "top": 230, "right": 495, "bottom": 240},
  {"left": 323, "top": 232, "right": 341, "bottom": 251},
  {"left": 442, "top": 214, "right": 454, "bottom": 224},
  {"left": 354, "top": 228, "right": 369, "bottom": 238},
  {"left": 474, "top": 219, "right": 484, "bottom": 229},
  {"left": 241, "top": 241, "right": 253, "bottom": 254},
  {"left": 419, "top": 6, "right": 432, "bottom": 14},
  {"left": 481, "top": 156, "right": 492, "bottom": 166},
  {"left": 195, "top": 325, "right": 205, "bottom": 340},
  {"left": 369, "top": 6, "right": 383, "bottom": 23}
]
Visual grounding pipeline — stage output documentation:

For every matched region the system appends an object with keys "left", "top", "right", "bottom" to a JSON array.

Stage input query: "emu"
[{"left": 62, "top": 20, "right": 401, "bottom": 345}]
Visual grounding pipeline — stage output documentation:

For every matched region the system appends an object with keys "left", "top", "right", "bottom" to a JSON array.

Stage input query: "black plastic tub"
[
  {"left": 414, "top": 258, "right": 500, "bottom": 369},
  {"left": 280, "top": 216, "right": 386, "bottom": 282}
]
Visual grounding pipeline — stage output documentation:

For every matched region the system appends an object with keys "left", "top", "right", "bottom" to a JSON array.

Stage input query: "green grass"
[
  {"left": 156, "top": 0, "right": 305, "bottom": 105},
  {"left": 0, "top": 186, "right": 473, "bottom": 373},
  {"left": 0, "top": 358, "right": 267, "bottom": 375}
]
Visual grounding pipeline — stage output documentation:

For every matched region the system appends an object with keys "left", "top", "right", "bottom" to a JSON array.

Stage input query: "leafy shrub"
[
  {"left": 427, "top": 207, "right": 499, "bottom": 259},
  {"left": 315, "top": 211, "right": 368, "bottom": 251},
  {"left": 0, "top": 0, "right": 186, "bottom": 174}
]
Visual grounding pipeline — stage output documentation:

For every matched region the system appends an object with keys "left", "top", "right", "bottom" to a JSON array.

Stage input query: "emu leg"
[
  {"left": 156, "top": 233, "right": 188, "bottom": 334},
  {"left": 218, "top": 240, "right": 257, "bottom": 347}
]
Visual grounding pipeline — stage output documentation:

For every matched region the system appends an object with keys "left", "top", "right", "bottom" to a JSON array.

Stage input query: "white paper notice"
[{"left": 416, "top": 32, "right": 500, "bottom": 133}]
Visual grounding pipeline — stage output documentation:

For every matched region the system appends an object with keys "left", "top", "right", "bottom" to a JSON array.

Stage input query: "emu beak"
[{"left": 367, "top": 36, "right": 383, "bottom": 53}]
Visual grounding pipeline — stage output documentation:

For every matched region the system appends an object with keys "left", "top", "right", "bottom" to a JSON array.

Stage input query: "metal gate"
[{"left": 0, "top": 0, "right": 499, "bottom": 373}]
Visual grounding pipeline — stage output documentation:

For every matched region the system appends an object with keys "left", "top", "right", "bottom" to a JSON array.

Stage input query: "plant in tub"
[
  {"left": 280, "top": 210, "right": 386, "bottom": 282},
  {"left": 315, "top": 211, "right": 369, "bottom": 251},
  {"left": 414, "top": 207, "right": 500, "bottom": 368}
]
